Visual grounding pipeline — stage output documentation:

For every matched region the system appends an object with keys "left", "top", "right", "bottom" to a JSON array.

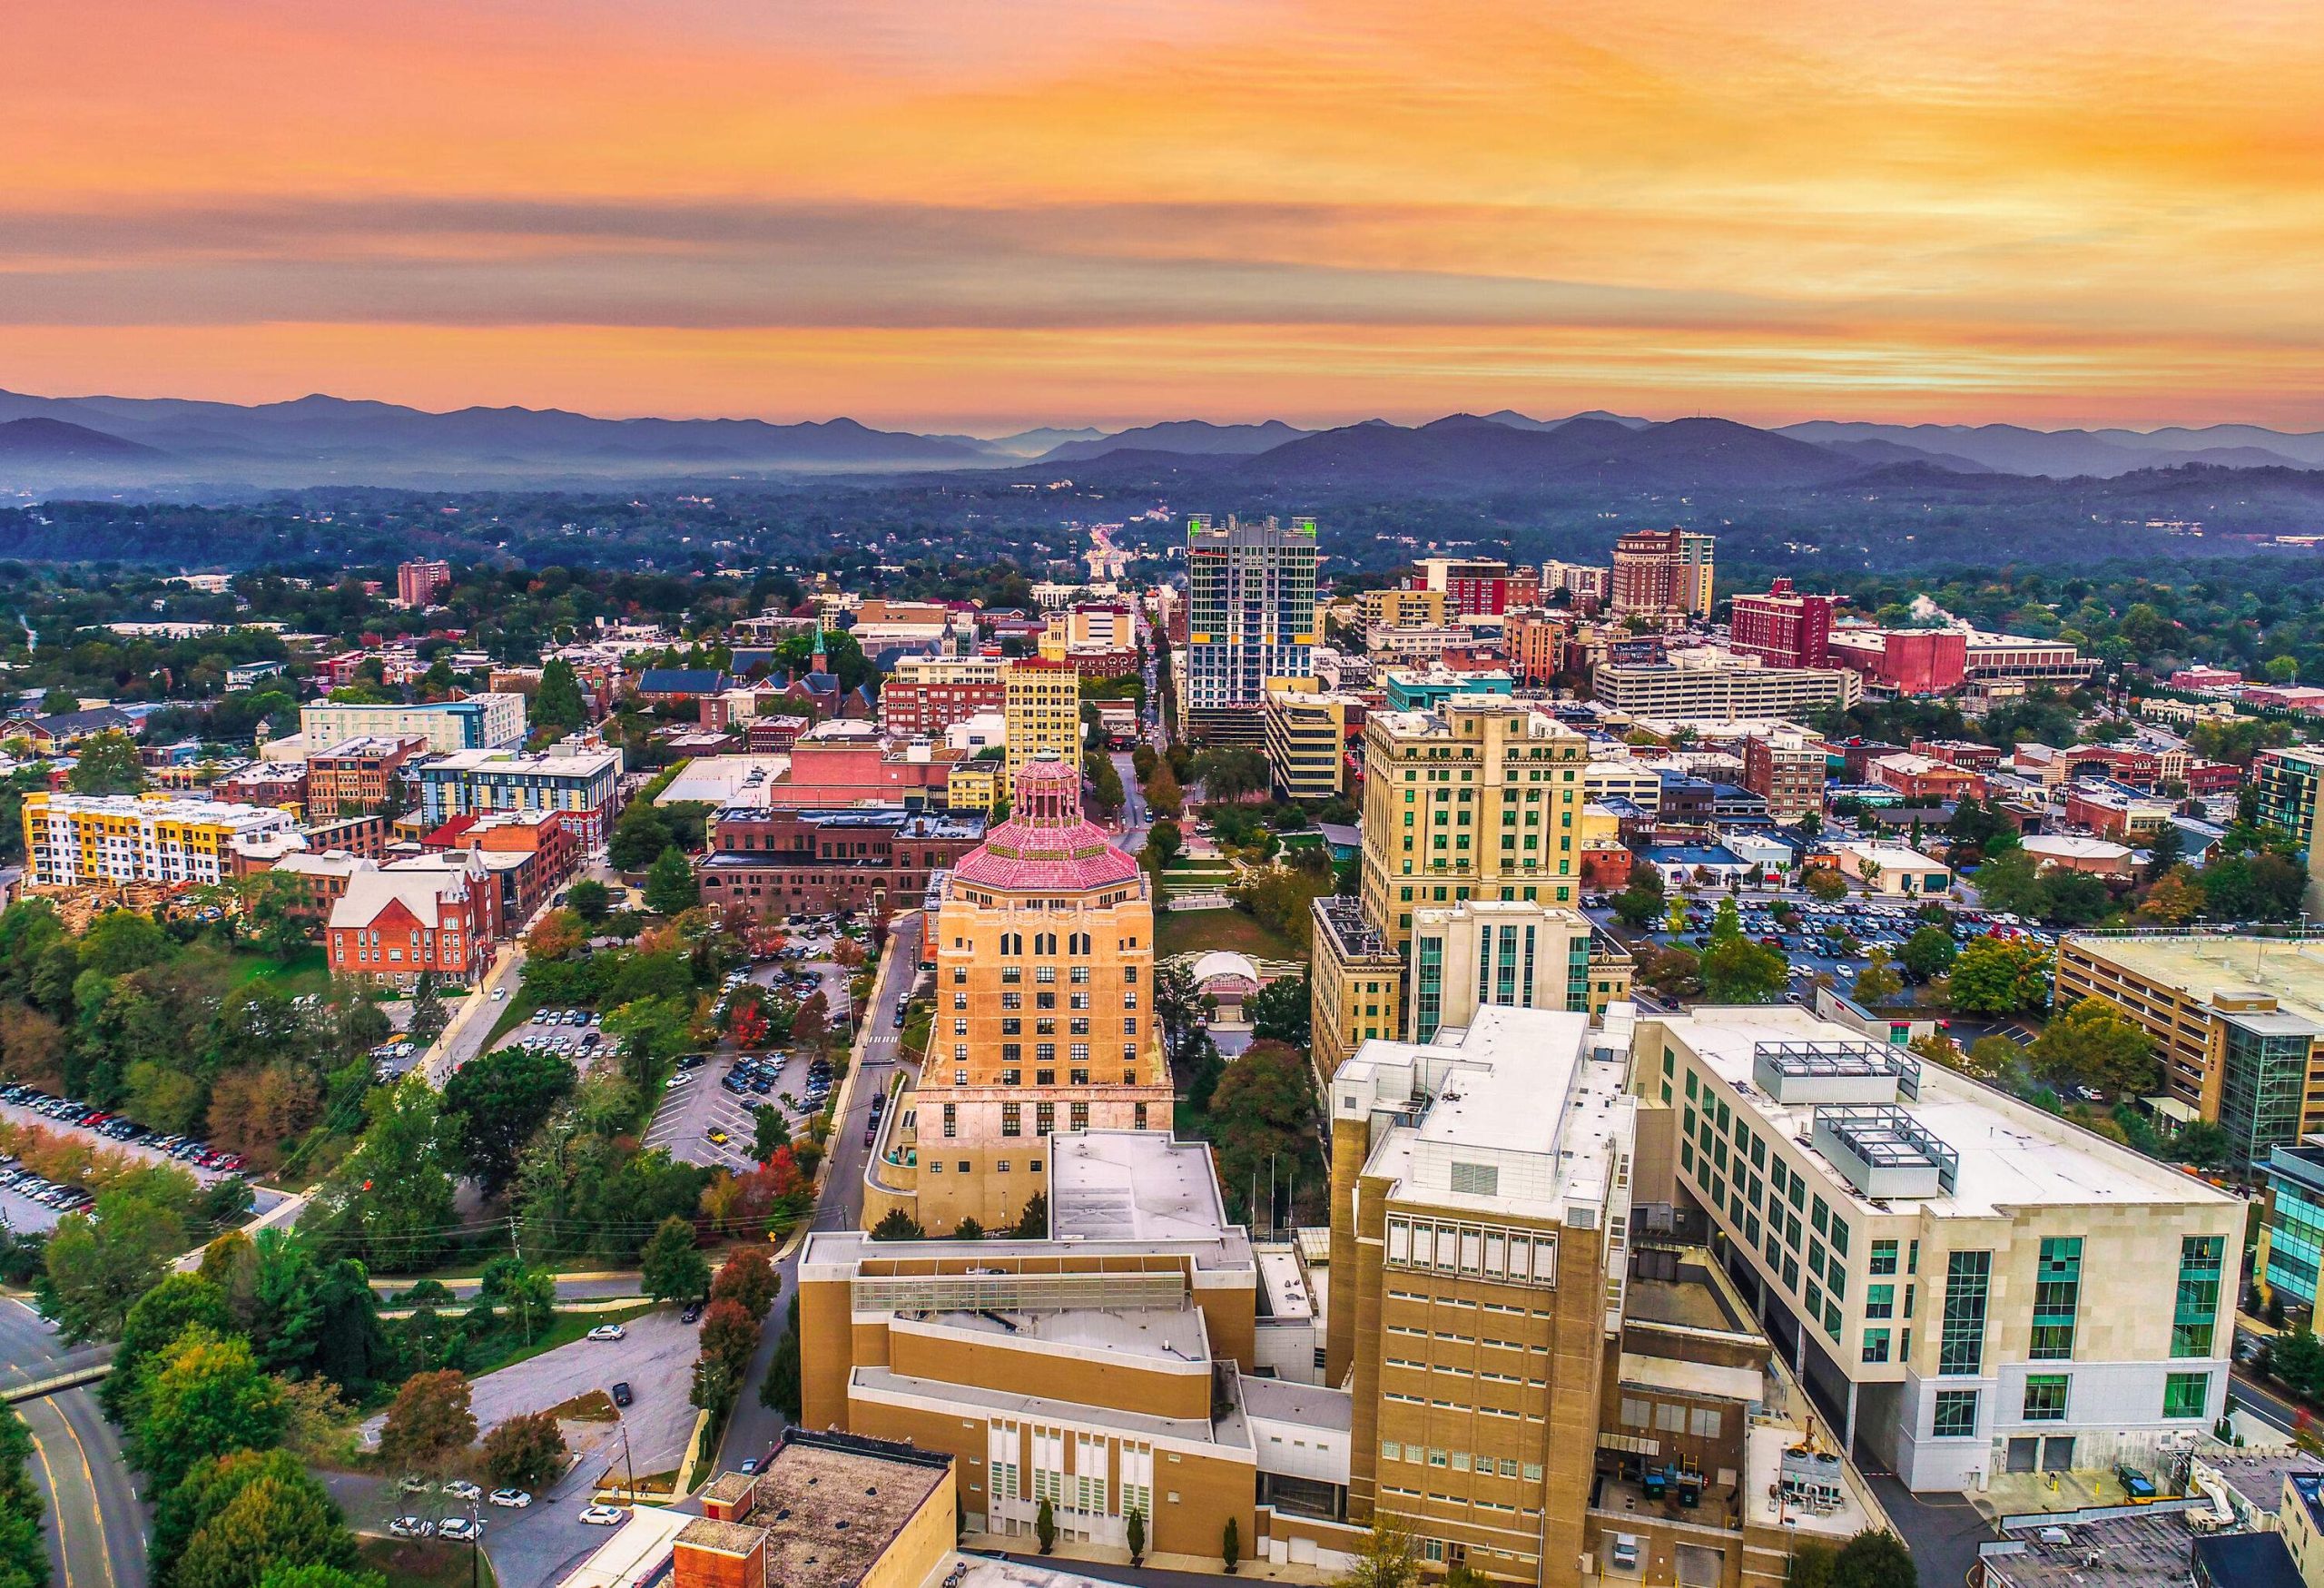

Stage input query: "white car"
[
  {"left": 438, "top": 1517, "right": 483, "bottom": 1543},
  {"left": 443, "top": 1479, "right": 482, "bottom": 1502},
  {"left": 389, "top": 1517, "right": 435, "bottom": 1539},
  {"left": 579, "top": 1504, "right": 626, "bottom": 1525},
  {"left": 488, "top": 1489, "right": 532, "bottom": 1509},
  {"left": 586, "top": 1323, "right": 627, "bottom": 1342}
]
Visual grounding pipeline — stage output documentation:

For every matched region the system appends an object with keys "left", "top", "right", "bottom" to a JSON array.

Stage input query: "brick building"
[
  {"left": 305, "top": 735, "right": 427, "bottom": 818},
  {"left": 326, "top": 861, "right": 491, "bottom": 982},
  {"left": 879, "top": 656, "right": 1009, "bottom": 737},
  {"left": 1728, "top": 577, "right": 1834, "bottom": 668},
  {"left": 698, "top": 805, "right": 987, "bottom": 918}
]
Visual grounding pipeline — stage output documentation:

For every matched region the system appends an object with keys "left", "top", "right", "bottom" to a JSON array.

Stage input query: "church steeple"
[{"left": 811, "top": 614, "right": 829, "bottom": 675}]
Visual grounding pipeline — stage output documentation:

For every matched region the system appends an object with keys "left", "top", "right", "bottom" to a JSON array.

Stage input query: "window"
[
  {"left": 2173, "top": 1237, "right": 2223, "bottom": 1358},
  {"left": 1932, "top": 1390, "right": 1978, "bottom": 1438},
  {"left": 1862, "top": 1327, "right": 1890, "bottom": 1364},
  {"left": 2022, "top": 1376, "right": 2069, "bottom": 1422},
  {"left": 2031, "top": 1237, "right": 2082, "bottom": 1361},
  {"left": 1866, "top": 1283, "right": 1894, "bottom": 1319},
  {"left": 1001, "top": 1102, "right": 1021, "bottom": 1137},
  {"left": 1939, "top": 1251, "right": 1991, "bottom": 1376},
  {"left": 2162, "top": 1372, "right": 2210, "bottom": 1419}
]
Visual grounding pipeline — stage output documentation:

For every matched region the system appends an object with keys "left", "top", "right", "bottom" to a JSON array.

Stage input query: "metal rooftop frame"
[
  {"left": 852, "top": 1267, "right": 1188, "bottom": 1316},
  {"left": 1754, "top": 1041, "right": 1921, "bottom": 1100},
  {"left": 1814, "top": 1104, "right": 1958, "bottom": 1196}
]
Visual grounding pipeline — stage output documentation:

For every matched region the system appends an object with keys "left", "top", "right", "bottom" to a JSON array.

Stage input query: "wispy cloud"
[{"left": 5, "top": 0, "right": 2321, "bottom": 425}]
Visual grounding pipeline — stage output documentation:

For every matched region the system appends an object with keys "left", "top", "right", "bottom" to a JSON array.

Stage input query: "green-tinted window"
[
  {"left": 1870, "top": 1239, "right": 1898, "bottom": 1277},
  {"left": 1866, "top": 1284, "right": 1896, "bottom": 1319},
  {"left": 2031, "top": 1237, "right": 2082, "bottom": 1362},
  {"left": 1788, "top": 1177, "right": 1807, "bottom": 1211},
  {"left": 2173, "top": 1237, "right": 2223, "bottom": 1358},
  {"left": 1932, "top": 1390, "right": 1978, "bottom": 1438},
  {"left": 1939, "top": 1251, "right": 1991, "bottom": 1376},
  {"left": 2162, "top": 1372, "right": 2210, "bottom": 1419},
  {"left": 1811, "top": 1196, "right": 1829, "bottom": 1236},
  {"left": 1824, "top": 1300, "right": 1843, "bottom": 1341},
  {"left": 1862, "top": 1327, "right": 1891, "bottom": 1365},
  {"left": 1829, "top": 1220, "right": 1849, "bottom": 1259},
  {"left": 2022, "top": 1376, "right": 2069, "bottom": 1422}
]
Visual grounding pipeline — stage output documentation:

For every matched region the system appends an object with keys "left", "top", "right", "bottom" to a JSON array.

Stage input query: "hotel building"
[
  {"left": 1637, "top": 1005, "right": 2241, "bottom": 1491},
  {"left": 1001, "top": 657, "right": 1082, "bottom": 782}
]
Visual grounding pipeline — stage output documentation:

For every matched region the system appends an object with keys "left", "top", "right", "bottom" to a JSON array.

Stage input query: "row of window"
[
  {"left": 1376, "top": 1444, "right": 1544, "bottom": 1483},
  {"left": 1384, "top": 1217, "right": 1559, "bottom": 1287},
  {"left": 1929, "top": 1372, "right": 2211, "bottom": 1438}
]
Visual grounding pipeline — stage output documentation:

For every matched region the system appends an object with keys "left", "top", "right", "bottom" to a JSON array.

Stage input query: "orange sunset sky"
[{"left": 6, "top": 0, "right": 2321, "bottom": 432}]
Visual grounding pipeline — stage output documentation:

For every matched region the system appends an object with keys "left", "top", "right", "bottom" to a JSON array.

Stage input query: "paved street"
[{"left": 1, "top": 1296, "right": 143, "bottom": 1588}]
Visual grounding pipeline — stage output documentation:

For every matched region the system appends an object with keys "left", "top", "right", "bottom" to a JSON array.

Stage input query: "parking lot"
[
  {"left": 0, "top": 1091, "right": 264, "bottom": 1230},
  {"left": 1584, "top": 890, "right": 2058, "bottom": 995},
  {"left": 636, "top": 925, "right": 856, "bottom": 1172},
  {"left": 486, "top": 1004, "right": 615, "bottom": 1075}
]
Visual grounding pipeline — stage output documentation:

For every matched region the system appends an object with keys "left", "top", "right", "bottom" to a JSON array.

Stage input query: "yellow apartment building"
[{"left": 23, "top": 790, "right": 300, "bottom": 888}]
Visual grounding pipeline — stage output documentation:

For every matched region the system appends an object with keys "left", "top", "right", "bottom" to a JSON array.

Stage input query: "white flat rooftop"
[
  {"left": 1664, "top": 1007, "right": 2238, "bottom": 1218},
  {"left": 1049, "top": 1130, "right": 1228, "bottom": 1244},
  {"left": 852, "top": 1367, "right": 1252, "bottom": 1453},
  {"left": 912, "top": 1306, "right": 1208, "bottom": 1366}
]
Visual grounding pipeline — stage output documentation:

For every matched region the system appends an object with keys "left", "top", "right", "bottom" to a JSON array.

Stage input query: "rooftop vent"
[
  {"left": 1811, "top": 1105, "right": 1956, "bottom": 1199},
  {"left": 1751, "top": 1041, "right": 1921, "bottom": 1107}
]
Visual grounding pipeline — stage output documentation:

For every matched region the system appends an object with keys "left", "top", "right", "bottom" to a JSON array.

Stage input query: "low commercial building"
[
  {"left": 1870, "top": 753, "right": 1983, "bottom": 804},
  {"left": 2063, "top": 779, "right": 2176, "bottom": 841},
  {"left": 23, "top": 791, "right": 300, "bottom": 888},
  {"left": 2019, "top": 834, "right": 2136, "bottom": 879},
  {"left": 699, "top": 806, "right": 986, "bottom": 919},
  {"left": 212, "top": 758, "right": 311, "bottom": 812},
  {"left": 1741, "top": 735, "right": 1827, "bottom": 820},
  {"left": 1637, "top": 1006, "right": 2240, "bottom": 1491},
  {"left": 1360, "top": 587, "right": 1450, "bottom": 629},
  {"left": 2055, "top": 934, "right": 2324, "bottom": 1164},
  {"left": 1381, "top": 666, "right": 1516, "bottom": 714},
  {"left": 1826, "top": 841, "right": 1950, "bottom": 896},
  {"left": 420, "top": 808, "right": 581, "bottom": 922}
]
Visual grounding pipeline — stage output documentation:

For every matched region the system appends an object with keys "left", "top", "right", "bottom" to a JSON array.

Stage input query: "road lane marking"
[
  {"left": 49, "top": 1402, "right": 118, "bottom": 1588},
  {"left": 22, "top": 1407, "right": 81, "bottom": 1588}
]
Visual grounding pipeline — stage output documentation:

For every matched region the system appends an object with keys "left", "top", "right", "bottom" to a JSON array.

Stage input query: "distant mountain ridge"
[{"left": 0, "top": 383, "right": 2319, "bottom": 493}]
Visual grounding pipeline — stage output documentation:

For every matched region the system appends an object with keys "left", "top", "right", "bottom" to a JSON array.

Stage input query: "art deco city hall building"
[{"left": 897, "top": 754, "right": 1175, "bottom": 1233}]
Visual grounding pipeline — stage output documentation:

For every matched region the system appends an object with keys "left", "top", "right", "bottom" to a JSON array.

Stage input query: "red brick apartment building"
[
  {"left": 1728, "top": 577, "right": 1834, "bottom": 668},
  {"left": 306, "top": 735, "right": 427, "bottom": 817}
]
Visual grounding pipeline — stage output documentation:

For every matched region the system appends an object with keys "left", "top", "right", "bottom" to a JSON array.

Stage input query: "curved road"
[{"left": 1, "top": 1297, "right": 143, "bottom": 1588}]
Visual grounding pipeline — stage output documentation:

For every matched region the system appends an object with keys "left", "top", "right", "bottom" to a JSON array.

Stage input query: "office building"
[
  {"left": 697, "top": 806, "right": 987, "bottom": 918},
  {"left": 1001, "top": 656, "right": 1082, "bottom": 782},
  {"left": 2055, "top": 934, "right": 2324, "bottom": 1164},
  {"left": 1327, "top": 1007, "right": 1636, "bottom": 1576},
  {"left": 1404, "top": 898, "right": 1631, "bottom": 1041},
  {"left": 1610, "top": 529, "right": 1715, "bottom": 620},
  {"left": 1264, "top": 686, "right": 1360, "bottom": 802},
  {"left": 1356, "top": 696, "right": 1593, "bottom": 957},
  {"left": 413, "top": 738, "right": 624, "bottom": 848},
  {"left": 1827, "top": 627, "right": 2093, "bottom": 695},
  {"left": 1508, "top": 616, "right": 1569, "bottom": 685},
  {"left": 2260, "top": 1145, "right": 2324, "bottom": 1320},
  {"left": 1592, "top": 649, "right": 1859, "bottom": 722},
  {"left": 1728, "top": 579, "right": 1834, "bottom": 669},
  {"left": 1181, "top": 515, "right": 1320, "bottom": 745},
  {"left": 2255, "top": 747, "right": 2324, "bottom": 914},
  {"left": 23, "top": 791, "right": 300, "bottom": 888},
  {"left": 1639, "top": 1005, "right": 2240, "bottom": 1491},
  {"left": 884, "top": 756, "right": 1174, "bottom": 1232},
  {"left": 396, "top": 558, "right": 453, "bottom": 608},
  {"left": 1311, "top": 895, "right": 1406, "bottom": 1077},
  {"left": 298, "top": 694, "right": 527, "bottom": 755},
  {"left": 1740, "top": 735, "right": 1827, "bottom": 820},
  {"left": 1359, "top": 587, "right": 1450, "bottom": 629},
  {"left": 880, "top": 656, "right": 1009, "bottom": 738}
]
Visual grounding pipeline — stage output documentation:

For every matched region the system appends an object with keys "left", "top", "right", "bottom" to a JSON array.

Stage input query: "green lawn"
[
  {"left": 1157, "top": 906, "right": 1304, "bottom": 965},
  {"left": 358, "top": 1535, "right": 497, "bottom": 1588},
  {"left": 231, "top": 944, "right": 333, "bottom": 995},
  {"left": 480, "top": 989, "right": 539, "bottom": 1050}
]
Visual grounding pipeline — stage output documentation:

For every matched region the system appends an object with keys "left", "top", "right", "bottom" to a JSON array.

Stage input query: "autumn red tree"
[{"left": 709, "top": 1248, "right": 777, "bottom": 1319}]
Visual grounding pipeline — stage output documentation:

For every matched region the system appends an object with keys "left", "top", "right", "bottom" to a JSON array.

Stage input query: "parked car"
[
  {"left": 438, "top": 1517, "right": 483, "bottom": 1543},
  {"left": 586, "top": 1323, "right": 627, "bottom": 1342},
  {"left": 488, "top": 1489, "right": 533, "bottom": 1509},
  {"left": 443, "top": 1479, "right": 482, "bottom": 1502},
  {"left": 681, "top": 1301, "right": 703, "bottom": 1325},
  {"left": 579, "top": 1504, "right": 625, "bottom": 1525},
  {"left": 389, "top": 1517, "right": 434, "bottom": 1539},
  {"left": 611, "top": 1382, "right": 634, "bottom": 1408}
]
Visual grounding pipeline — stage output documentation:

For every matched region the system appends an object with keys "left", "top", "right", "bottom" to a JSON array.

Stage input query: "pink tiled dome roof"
[{"left": 952, "top": 755, "right": 1141, "bottom": 893}]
